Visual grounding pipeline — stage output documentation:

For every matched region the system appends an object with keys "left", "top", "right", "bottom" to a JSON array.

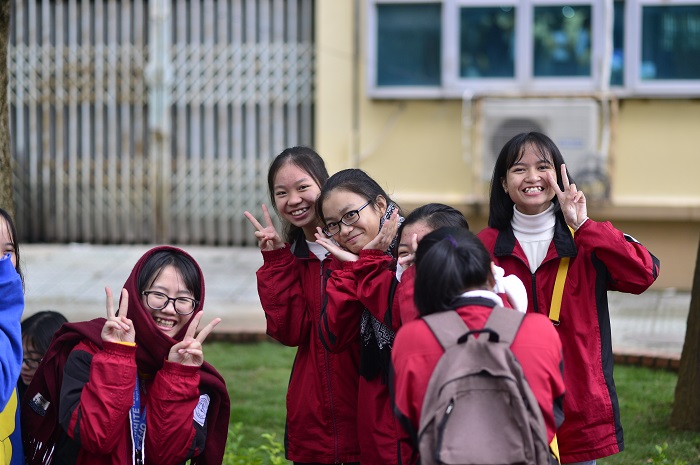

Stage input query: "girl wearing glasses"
[
  {"left": 314, "top": 168, "right": 407, "bottom": 465},
  {"left": 244, "top": 147, "right": 361, "bottom": 465},
  {"left": 18, "top": 311, "right": 68, "bottom": 399},
  {"left": 0, "top": 207, "right": 25, "bottom": 465},
  {"left": 22, "top": 246, "right": 230, "bottom": 465}
]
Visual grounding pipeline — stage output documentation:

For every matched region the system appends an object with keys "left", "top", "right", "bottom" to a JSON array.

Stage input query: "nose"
[
  {"left": 288, "top": 191, "right": 302, "bottom": 205},
  {"left": 338, "top": 221, "right": 354, "bottom": 236},
  {"left": 524, "top": 167, "right": 542, "bottom": 181},
  {"left": 161, "top": 299, "right": 178, "bottom": 314}
]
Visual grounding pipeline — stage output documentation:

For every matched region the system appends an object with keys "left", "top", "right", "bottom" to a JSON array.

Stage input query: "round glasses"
[
  {"left": 322, "top": 201, "right": 371, "bottom": 237},
  {"left": 142, "top": 291, "right": 198, "bottom": 315}
]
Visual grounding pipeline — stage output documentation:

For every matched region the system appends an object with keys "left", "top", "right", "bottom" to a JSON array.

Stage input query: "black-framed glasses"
[
  {"left": 22, "top": 357, "right": 43, "bottom": 369},
  {"left": 322, "top": 201, "right": 371, "bottom": 237},
  {"left": 142, "top": 291, "right": 198, "bottom": 315}
]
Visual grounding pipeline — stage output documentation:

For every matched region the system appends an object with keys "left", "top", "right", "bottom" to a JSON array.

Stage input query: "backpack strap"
[
  {"left": 482, "top": 305, "right": 525, "bottom": 345},
  {"left": 422, "top": 311, "right": 469, "bottom": 351}
]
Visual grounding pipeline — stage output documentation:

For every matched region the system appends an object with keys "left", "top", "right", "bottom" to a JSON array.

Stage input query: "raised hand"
[
  {"left": 547, "top": 164, "right": 588, "bottom": 230},
  {"left": 364, "top": 209, "right": 399, "bottom": 252},
  {"left": 101, "top": 287, "right": 135, "bottom": 344},
  {"left": 398, "top": 232, "right": 419, "bottom": 270},
  {"left": 244, "top": 205, "right": 285, "bottom": 251},
  {"left": 314, "top": 227, "right": 359, "bottom": 262},
  {"left": 168, "top": 312, "right": 221, "bottom": 367}
]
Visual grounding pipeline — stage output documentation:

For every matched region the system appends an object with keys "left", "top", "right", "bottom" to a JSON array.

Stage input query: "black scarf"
[{"left": 359, "top": 202, "right": 403, "bottom": 384}]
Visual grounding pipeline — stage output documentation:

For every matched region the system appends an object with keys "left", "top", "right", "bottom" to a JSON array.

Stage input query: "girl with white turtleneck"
[{"left": 478, "top": 132, "right": 660, "bottom": 465}]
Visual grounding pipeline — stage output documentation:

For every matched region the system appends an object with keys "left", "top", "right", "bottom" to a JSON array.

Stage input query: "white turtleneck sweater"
[{"left": 511, "top": 203, "right": 556, "bottom": 273}]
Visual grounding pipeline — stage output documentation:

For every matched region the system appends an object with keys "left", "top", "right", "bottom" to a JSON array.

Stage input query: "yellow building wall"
[{"left": 316, "top": 1, "right": 700, "bottom": 291}]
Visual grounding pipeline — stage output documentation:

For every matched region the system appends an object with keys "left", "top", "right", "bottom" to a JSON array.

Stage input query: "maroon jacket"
[
  {"left": 478, "top": 218, "right": 660, "bottom": 462},
  {"left": 320, "top": 249, "right": 412, "bottom": 465},
  {"left": 391, "top": 299, "right": 566, "bottom": 465},
  {"left": 59, "top": 340, "right": 207, "bottom": 465},
  {"left": 257, "top": 238, "right": 360, "bottom": 463}
]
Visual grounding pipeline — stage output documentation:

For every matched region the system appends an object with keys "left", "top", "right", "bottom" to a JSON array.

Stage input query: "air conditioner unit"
[{"left": 479, "top": 98, "right": 602, "bottom": 184}]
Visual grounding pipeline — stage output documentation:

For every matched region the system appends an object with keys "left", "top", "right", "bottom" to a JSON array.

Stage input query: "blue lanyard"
[{"left": 130, "top": 377, "right": 147, "bottom": 464}]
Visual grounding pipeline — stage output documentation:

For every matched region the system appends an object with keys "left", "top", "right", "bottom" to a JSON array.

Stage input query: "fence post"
[{"left": 146, "top": 0, "right": 173, "bottom": 243}]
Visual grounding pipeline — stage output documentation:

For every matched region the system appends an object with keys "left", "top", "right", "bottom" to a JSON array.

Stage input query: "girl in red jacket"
[
  {"left": 392, "top": 227, "right": 565, "bottom": 465},
  {"left": 244, "top": 147, "right": 360, "bottom": 464},
  {"left": 313, "top": 168, "right": 406, "bottom": 465},
  {"left": 478, "top": 132, "right": 660, "bottom": 464},
  {"left": 22, "top": 246, "right": 230, "bottom": 465}
]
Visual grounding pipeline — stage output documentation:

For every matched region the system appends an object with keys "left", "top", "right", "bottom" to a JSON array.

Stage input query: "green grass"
[
  {"left": 206, "top": 341, "right": 700, "bottom": 465},
  {"left": 600, "top": 365, "right": 700, "bottom": 465}
]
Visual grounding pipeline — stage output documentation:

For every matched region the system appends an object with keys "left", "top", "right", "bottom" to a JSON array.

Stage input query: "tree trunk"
[
  {"left": 670, "top": 235, "right": 700, "bottom": 430},
  {"left": 0, "top": 0, "right": 13, "bottom": 216}
]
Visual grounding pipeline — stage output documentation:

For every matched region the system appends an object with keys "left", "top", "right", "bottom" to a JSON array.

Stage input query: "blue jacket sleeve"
[{"left": 0, "top": 255, "right": 23, "bottom": 408}]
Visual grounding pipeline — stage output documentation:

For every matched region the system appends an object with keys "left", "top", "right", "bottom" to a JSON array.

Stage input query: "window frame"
[
  {"left": 624, "top": 0, "right": 700, "bottom": 97},
  {"left": 366, "top": 0, "right": 700, "bottom": 99}
]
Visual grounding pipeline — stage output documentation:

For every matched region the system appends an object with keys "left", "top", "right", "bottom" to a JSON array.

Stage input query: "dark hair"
[
  {"left": 21, "top": 310, "right": 68, "bottom": 355},
  {"left": 487, "top": 132, "right": 571, "bottom": 230},
  {"left": 398, "top": 203, "right": 469, "bottom": 241},
  {"left": 316, "top": 168, "right": 401, "bottom": 224},
  {"left": 0, "top": 207, "right": 23, "bottom": 286},
  {"left": 413, "top": 227, "right": 493, "bottom": 316},
  {"left": 267, "top": 146, "right": 329, "bottom": 243},
  {"left": 137, "top": 250, "right": 202, "bottom": 304}
]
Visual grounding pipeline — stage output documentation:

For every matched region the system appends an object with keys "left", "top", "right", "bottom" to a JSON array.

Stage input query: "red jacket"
[
  {"left": 391, "top": 299, "right": 566, "bottom": 465},
  {"left": 478, "top": 218, "right": 660, "bottom": 463},
  {"left": 59, "top": 340, "right": 207, "bottom": 465},
  {"left": 320, "top": 249, "right": 411, "bottom": 465},
  {"left": 257, "top": 239, "right": 360, "bottom": 463}
]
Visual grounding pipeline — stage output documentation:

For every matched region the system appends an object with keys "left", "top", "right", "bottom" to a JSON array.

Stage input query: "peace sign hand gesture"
[
  {"left": 547, "top": 164, "right": 588, "bottom": 230},
  {"left": 244, "top": 205, "right": 285, "bottom": 251},
  {"left": 101, "top": 287, "right": 135, "bottom": 344},
  {"left": 168, "top": 313, "right": 221, "bottom": 367}
]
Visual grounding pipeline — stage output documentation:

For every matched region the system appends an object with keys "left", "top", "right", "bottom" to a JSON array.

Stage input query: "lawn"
[{"left": 206, "top": 340, "right": 700, "bottom": 465}]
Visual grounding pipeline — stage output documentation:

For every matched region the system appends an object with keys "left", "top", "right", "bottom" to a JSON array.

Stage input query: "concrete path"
[{"left": 19, "top": 244, "right": 691, "bottom": 360}]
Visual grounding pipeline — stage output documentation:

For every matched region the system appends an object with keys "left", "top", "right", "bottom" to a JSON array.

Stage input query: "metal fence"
[{"left": 9, "top": 0, "right": 315, "bottom": 245}]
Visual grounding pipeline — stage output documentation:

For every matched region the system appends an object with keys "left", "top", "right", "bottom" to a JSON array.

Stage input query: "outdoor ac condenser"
[{"left": 479, "top": 98, "right": 602, "bottom": 184}]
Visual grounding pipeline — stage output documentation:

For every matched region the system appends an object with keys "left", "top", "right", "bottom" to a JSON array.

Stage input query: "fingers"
[
  {"left": 244, "top": 210, "right": 264, "bottom": 232},
  {"left": 560, "top": 164, "right": 570, "bottom": 190},
  {"left": 411, "top": 233, "right": 419, "bottom": 253},
  {"left": 194, "top": 317, "right": 221, "bottom": 344},
  {"left": 184, "top": 311, "right": 204, "bottom": 340},
  {"left": 105, "top": 286, "right": 115, "bottom": 320},
  {"left": 546, "top": 171, "right": 563, "bottom": 195},
  {"left": 117, "top": 288, "right": 129, "bottom": 319},
  {"left": 262, "top": 204, "right": 275, "bottom": 228}
]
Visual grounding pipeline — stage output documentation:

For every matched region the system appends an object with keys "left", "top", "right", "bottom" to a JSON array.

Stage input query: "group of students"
[
  {"left": 245, "top": 132, "right": 660, "bottom": 465},
  {"left": 0, "top": 130, "right": 660, "bottom": 465},
  {"left": 0, "top": 208, "right": 231, "bottom": 465}
]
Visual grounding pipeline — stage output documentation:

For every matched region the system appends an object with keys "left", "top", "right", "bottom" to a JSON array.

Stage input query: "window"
[{"left": 367, "top": 0, "right": 700, "bottom": 98}]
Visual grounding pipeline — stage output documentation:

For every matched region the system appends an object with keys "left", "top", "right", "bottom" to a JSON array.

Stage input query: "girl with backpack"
[
  {"left": 478, "top": 132, "right": 660, "bottom": 464},
  {"left": 244, "top": 147, "right": 360, "bottom": 465},
  {"left": 392, "top": 227, "right": 566, "bottom": 465}
]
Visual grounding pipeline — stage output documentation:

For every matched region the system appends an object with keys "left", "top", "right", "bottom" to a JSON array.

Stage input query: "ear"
[
  {"left": 374, "top": 195, "right": 388, "bottom": 213},
  {"left": 501, "top": 177, "right": 508, "bottom": 194}
]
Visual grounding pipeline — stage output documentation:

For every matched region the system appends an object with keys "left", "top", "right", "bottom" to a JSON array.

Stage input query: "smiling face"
[
  {"left": 501, "top": 144, "right": 557, "bottom": 215},
  {"left": 141, "top": 265, "right": 193, "bottom": 337},
  {"left": 321, "top": 189, "right": 386, "bottom": 254},
  {"left": 273, "top": 162, "right": 322, "bottom": 240}
]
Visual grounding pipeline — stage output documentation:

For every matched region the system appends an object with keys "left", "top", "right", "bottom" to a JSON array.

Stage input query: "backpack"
[{"left": 417, "top": 305, "right": 552, "bottom": 465}]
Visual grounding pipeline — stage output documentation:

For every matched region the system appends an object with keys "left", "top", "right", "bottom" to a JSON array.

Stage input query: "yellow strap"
[
  {"left": 550, "top": 435, "right": 561, "bottom": 464},
  {"left": 549, "top": 257, "right": 569, "bottom": 324},
  {"left": 549, "top": 227, "right": 575, "bottom": 325}
]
